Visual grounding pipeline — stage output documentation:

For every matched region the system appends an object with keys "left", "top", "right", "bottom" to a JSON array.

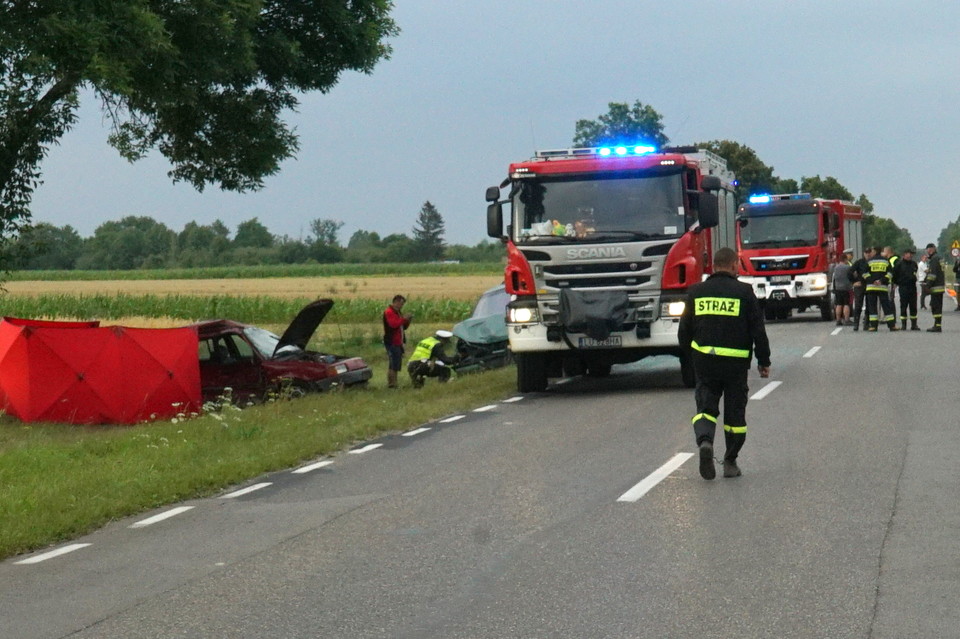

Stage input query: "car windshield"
[
  {"left": 740, "top": 212, "right": 820, "bottom": 248},
  {"left": 512, "top": 171, "right": 685, "bottom": 244},
  {"left": 242, "top": 326, "right": 299, "bottom": 358},
  {"left": 472, "top": 287, "right": 510, "bottom": 318}
]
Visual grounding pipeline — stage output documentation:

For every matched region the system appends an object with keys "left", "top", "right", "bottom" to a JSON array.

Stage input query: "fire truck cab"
[{"left": 486, "top": 144, "right": 737, "bottom": 392}]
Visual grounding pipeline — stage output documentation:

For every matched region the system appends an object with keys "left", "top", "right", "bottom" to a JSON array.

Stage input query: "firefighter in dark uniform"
[
  {"left": 891, "top": 247, "right": 920, "bottom": 330},
  {"left": 862, "top": 246, "right": 898, "bottom": 332},
  {"left": 679, "top": 247, "right": 771, "bottom": 480},
  {"left": 407, "top": 330, "right": 458, "bottom": 387},
  {"left": 849, "top": 246, "right": 874, "bottom": 331},
  {"left": 924, "top": 243, "right": 945, "bottom": 332}
]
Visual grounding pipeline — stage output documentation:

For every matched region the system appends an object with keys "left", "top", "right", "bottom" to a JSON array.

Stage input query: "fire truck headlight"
[
  {"left": 661, "top": 300, "right": 686, "bottom": 317},
  {"left": 509, "top": 306, "right": 538, "bottom": 323},
  {"left": 812, "top": 274, "right": 828, "bottom": 290}
]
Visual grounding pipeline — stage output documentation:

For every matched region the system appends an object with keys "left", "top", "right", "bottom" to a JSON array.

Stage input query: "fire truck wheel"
[
  {"left": 679, "top": 353, "right": 696, "bottom": 388},
  {"left": 516, "top": 353, "right": 548, "bottom": 393},
  {"left": 819, "top": 296, "right": 833, "bottom": 321}
]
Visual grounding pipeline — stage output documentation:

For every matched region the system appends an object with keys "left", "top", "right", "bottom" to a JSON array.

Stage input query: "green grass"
[
  {"left": 0, "top": 294, "right": 473, "bottom": 324},
  {"left": 3, "top": 262, "right": 503, "bottom": 281},
  {"left": 0, "top": 321, "right": 517, "bottom": 560},
  {"left": 0, "top": 365, "right": 517, "bottom": 560}
]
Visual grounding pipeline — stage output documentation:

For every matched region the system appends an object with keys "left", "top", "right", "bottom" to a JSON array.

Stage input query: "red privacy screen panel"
[{"left": 0, "top": 318, "right": 201, "bottom": 424}]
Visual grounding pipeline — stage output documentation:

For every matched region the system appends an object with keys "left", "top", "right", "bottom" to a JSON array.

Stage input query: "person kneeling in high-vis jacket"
[
  {"left": 678, "top": 247, "right": 772, "bottom": 480},
  {"left": 407, "top": 330, "right": 458, "bottom": 388}
]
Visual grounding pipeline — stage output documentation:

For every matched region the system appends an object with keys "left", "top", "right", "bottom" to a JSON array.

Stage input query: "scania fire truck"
[
  {"left": 486, "top": 145, "right": 737, "bottom": 392},
  {"left": 735, "top": 194, "right": 863, "bottom": 320}
]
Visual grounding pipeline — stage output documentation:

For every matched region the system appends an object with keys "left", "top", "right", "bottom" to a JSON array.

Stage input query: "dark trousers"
[
  {"left": 691, "top": 356, "right": 749, "bottom": 462},
  {"left": 930, "top": 292, "right": 944, "bottom": 327},
  {"left": 898, "top": 284, "right": 918, "bottom": 326},
  {"left": 865, "top": 290, "right": 896, "bottom": 329},
  {"left": 852, "top": 287, "right": 866, "bottom": 327},
  {"left": 407, "top": 360, "right": 451, "bottom": 387}
]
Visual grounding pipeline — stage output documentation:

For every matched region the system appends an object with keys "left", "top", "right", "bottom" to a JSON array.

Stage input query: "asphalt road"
[{"left": 2, "top": 310, "right": 959, "bottom": 638}]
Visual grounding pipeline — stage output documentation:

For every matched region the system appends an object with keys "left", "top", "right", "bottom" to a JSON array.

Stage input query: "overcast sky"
[{"left": 28, "top": 1, "right": 960, "bottom": 248}]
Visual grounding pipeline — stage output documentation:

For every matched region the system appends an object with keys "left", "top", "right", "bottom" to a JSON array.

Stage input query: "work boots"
[
  {"left": 927, "top": 326, "right": 942, "bottom": 333},
  {"left": 698, "top": 440, "right": 716, "bottom": 480},
  {"left": 911, "top": 320, "right": 921, "bottom": 331},
  {"left": 901, "top": 320, "right": 907, "bottom": 331},
  {"left": 723, "top": 459, "right": 742, "bottom": 478}
]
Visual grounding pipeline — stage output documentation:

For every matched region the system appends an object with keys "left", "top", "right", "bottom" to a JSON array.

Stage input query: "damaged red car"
[{"left": 190, "top": 299, "right": 372, "bottom": 402}]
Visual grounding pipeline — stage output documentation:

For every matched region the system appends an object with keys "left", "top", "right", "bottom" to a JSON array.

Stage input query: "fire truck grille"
[
  {"left": 544, "top": 261, "right": 653, "bottom": 275},
  {"left": 547, "top": 275, "right": 652, "bottom": 289},
  {"left": 751, "top": 256, "right": 809, "bottom": 271}
]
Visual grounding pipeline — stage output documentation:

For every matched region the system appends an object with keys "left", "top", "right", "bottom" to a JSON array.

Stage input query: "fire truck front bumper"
[
  {"left": 506, "top": 318, "right": 682, "bottom": 353},
  {"left": 741, "top": 273, "right": 829, "bottom": 302}
]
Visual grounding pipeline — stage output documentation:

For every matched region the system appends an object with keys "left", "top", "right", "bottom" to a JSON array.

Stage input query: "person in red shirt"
[{"left": 383, "top": 294, "right": 413, "bottom": 388}]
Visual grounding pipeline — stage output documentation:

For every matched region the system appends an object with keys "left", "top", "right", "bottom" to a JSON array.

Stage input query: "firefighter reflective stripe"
[
  {"left": 692, "top": 413, "right": 717, "bottom": 424},
  {"left": 869, "top": 261, "right": 889, "bottom": 272},
  {"left": 930, "top": 286, "right": 945, "bottom": 293},
  {"left": 724, "top": 424, "right": 747, "bottom": 434},
  {"left": 691, "top": 340, "right": 750, "bottom": 358},
  {"left": 694, "top": 297, "right": 741, "bottom": 316},
  {"left": 866, "top": 285, "right": 888, "bottom": 292}
]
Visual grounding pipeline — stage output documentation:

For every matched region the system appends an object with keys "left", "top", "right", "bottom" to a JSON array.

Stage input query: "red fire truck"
[
  {"left": 735, "top": 194, "right": 863, "bottom": 320},
  {"left": 486, "top": 144, "right": 737, "bottom": 392}
]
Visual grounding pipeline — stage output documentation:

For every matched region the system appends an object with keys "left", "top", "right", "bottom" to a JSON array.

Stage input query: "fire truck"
[
  {"left": 485, "top": 144, "right": 737, "bottom": 392},
  {"left": 735, "top": 194, "right": 863, "bottom": 320}
]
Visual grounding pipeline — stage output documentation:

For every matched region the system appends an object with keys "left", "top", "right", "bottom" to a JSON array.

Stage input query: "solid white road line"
[
  {"left": 473, "top": 404, "right": 498, "bottom": 412},
  {"left": 129, "top": 506, "right": 194, "bottom": 529},
  {"left": 15, "top": 543, "right": 91, "bottom": 565},
  {"left": 617, "top": 453, "right": 695, "bottom": 502},
  {"left": 439, "top": 415, "right": 464, "bottom": 423},
  {"left": 221, "top": 482, "right": 272, "bottom": 499},
  {"left": 292, "top": 460, "right": 334, "bottom": 474},
  {"left": 403, "top": 427, "right": 431, "bottom": 437},
  {"left": 502, "top": 396, "right": 524, "bottom": 403},
  {"left": 831, "top": 327, "right": 843, "bottom": 336},
  {"left": 751, "top": 381, "right": 782, "bottom": 400},
  {"left": 803, "top": 346, "right": 821, "bottom": 358}
]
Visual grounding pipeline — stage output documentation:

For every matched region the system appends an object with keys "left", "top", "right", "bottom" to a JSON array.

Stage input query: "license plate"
[
  {"left": 770, "top": 275, "right": 791, "bottom": 284},
  {"left": 578, "top": 335, "right": 622, "bottom": 348}
]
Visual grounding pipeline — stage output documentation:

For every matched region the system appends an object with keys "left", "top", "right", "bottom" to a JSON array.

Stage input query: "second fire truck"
[{"left": 735, "top": 193, "right": 863, "bottom": 320}]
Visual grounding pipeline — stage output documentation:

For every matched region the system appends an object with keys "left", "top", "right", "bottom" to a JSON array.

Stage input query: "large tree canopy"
[
  {"left": 0, "top": 0, "right": 398, "bottom": 252},
  {"left": 573, "top": 100, "right": 669, "bottom": 149}
]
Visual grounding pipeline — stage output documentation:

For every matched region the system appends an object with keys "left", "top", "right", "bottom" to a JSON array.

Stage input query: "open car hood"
[{"left": 274, "top": 299, "right": 334, "bottom": 356}]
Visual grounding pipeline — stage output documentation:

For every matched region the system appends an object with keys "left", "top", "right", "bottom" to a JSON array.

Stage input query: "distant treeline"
[{"left": 6, "top": 214, "right": 504, "bottom": 271}]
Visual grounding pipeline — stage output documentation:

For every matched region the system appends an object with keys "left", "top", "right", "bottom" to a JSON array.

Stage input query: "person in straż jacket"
[
  {"left": 849, "top": 246, "right": 875, "bottom": 331},
  {"left": 862, "top": 246, "right": 899, "bottom": 332},
  {"left": 679, "top": 247, "right": 772, "bottom": 480},
  {"left": 924, "top": 243, "right": 945, "bottom": 332}
]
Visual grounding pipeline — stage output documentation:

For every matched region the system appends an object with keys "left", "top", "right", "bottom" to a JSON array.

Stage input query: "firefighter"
[
  {"left": 862, "top": 245, "right": 899, "bottom": 332},
  {"left": 882, "top": 246, "right": 898, "bottom": 317},
  {"left": 679, "top": 247, "right": 771, "bottom": 480},
  {"left": 891, "top": 247, "right": 920, "bottom": 330},
  {"left": 407, "top": 330, "right": 458, "bottom": 388},
  {"left": 924, "top": 243, "right": 945, "bottom": 332},
  {"left": 849, "top": 246, "right": 875, "bottom": 331}
]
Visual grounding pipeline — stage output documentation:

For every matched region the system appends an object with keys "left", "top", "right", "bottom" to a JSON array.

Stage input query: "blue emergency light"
[
  {"left": 748, "top": 194, "right": 772, "bottom": 204},
  {"left": 597, "top": 144, "right": 657, "bottom": 157}
]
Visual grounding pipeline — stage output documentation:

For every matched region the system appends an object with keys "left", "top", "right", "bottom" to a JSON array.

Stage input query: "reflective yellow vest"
[{"left": 409, "top": 336, "right": 440, "bottom": 363}]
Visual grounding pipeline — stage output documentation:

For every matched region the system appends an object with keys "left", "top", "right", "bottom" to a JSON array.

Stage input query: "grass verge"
[{"left": 0, "top": 365, "right": 517, "bottom": 561}]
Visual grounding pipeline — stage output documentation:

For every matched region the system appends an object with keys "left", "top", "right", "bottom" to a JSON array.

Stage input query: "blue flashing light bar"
[
  {"left": 748, "top": 194, "right": 772, "bottom": 204},
  {"left": 596, "top": 144, "right": 657, "bottom": 157},
  {"left": 748, "top": 192, "right": 813, "bottom": 205}
]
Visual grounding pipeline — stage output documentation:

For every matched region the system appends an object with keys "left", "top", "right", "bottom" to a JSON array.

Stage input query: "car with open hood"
[
  {"left": 451, "top": 284, "right": 511, "bottom": 373},
  {"left": 189, "top": 299, "right": 372, "bottom": 402}
]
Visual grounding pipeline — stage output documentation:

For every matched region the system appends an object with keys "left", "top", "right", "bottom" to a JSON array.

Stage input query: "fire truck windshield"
[
  {"left": 740, "top": 212, "right": 820, "bottom": 248},
  {"left": 512, "top": 172, "right": 685, "bottom": 244}
]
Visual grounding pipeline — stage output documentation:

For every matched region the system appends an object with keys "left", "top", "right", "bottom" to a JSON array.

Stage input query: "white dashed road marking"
[
  {"left": 617, "top": 453, "right": 695, "bottom": 502},
  {"left": 15, "top": 544, "right": 91, "bottom": 565},
  {"left": 129, "top": 506, "right": 194, "bottom": 529},
  {"left": 292, "top": 460, "right": 333, "bottom": 474},
  {"left": 503, "top": 396, "right": 524, "bottom": 403},
  {"left": 803, "top": 346, "right": 821, "bottom": 358},
  {"left": 403, "top": 427, "right": 431, "bottom": 437},
  {"left": 221, "top": 482, "right": 272, "bottom": 498},
  {"left": 831, "top": 327, "right": 843, "bottom": 336},
  {"left": 439, "top": 415, "right": 464, "bottom": 423},
  {"left": 473, "top": 404, "right": 498, "bottom": 412},
  {"left": 348, "top": 443, "right": 383, "bottom": 455},
  {"left": 751, "top": 381, "right": 782, "bottom": 400}
]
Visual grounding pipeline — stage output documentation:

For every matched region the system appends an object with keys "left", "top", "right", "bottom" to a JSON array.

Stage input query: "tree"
[
  {"left": 76, "top": 216, "right": 175, "bottom": 269},
  {"left": 573, "top": 100, "right": 669, "bottom": 148},
  {"left": 865, "top": 215, "right": 914, "bottom": 254},
  {"left": 798, "top": 175, "right": 854, "bottom": 201},
  {"left": 412, "top": 201, "right": 445, "bottom": 261},
  {"left": 234, "top": 217, "right": 274, "bottom": 249},
  {"left": 0, "top": 1, "right": 399, "bottom": 269},
  {"left": 697, "top": 140, "right": 778, "bottom": 202},
  {"left": 12, "top": 223, "right": 83, "bottom": 269},
  {"left": 309, "top": 219, "right": 344, "bottom": 246}
]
